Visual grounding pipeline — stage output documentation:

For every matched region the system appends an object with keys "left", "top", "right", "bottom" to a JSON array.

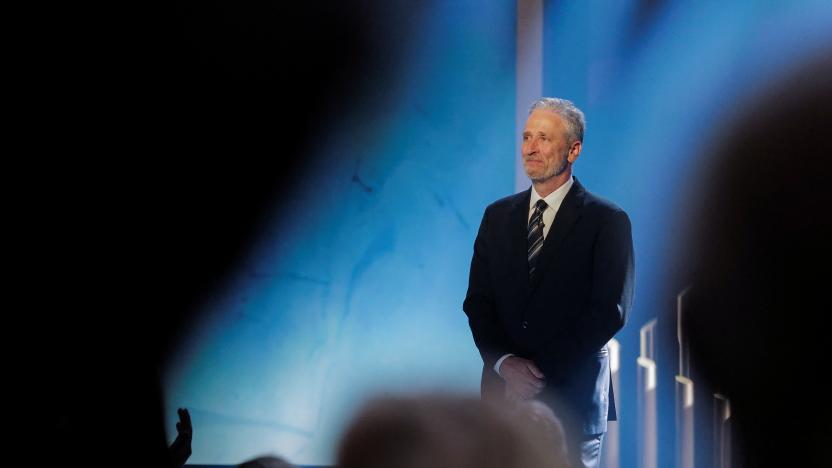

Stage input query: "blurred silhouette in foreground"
[
  {"left": 237, "top": 454, "right": 295, "bottom": 468},
  {"left": 34, "top": 2, "right": 425, "bottom": 467},
  {"left": 337, "top": 394, "right": 570, "bottom": 468},
  {"left": 674, "top": 50, "right": 832, "bottom": 467}
]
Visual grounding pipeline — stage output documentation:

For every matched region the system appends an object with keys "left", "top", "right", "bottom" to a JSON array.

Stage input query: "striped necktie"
[{"left": 527, "top": 199, "right": 548, "bottom": 276}]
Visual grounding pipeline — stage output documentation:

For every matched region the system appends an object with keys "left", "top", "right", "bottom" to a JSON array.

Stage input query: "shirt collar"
[{"left": 530, "top": 175, "right": 574, "bottom": 212}]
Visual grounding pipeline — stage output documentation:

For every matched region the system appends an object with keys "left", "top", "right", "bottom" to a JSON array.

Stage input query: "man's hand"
[{"left": 499, "top": 356, "right": 545, "bottom": 401}]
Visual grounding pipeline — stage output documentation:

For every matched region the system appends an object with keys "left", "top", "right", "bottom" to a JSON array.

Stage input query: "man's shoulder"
[
  {"left": 581, "top": 187, "right": 629, "bottom": 222},
  {"left": 583, "top": 191, "right": 630, "bottom": 233},
  {"left": 583, "top": 189, "right": 625, "bottom": 212},
  {"left": 483, "top": 190, "right": 527, "bottom": 215}
]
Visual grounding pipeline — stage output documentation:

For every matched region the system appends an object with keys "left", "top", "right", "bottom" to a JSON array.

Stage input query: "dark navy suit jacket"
[{"left": 463, "top": 177, "right": 634, "bottom": 435}]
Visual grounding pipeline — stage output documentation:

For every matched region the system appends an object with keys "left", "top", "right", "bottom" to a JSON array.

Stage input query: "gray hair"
[{"left": 529, "top": 97, "right": 586, "bottom": 143}]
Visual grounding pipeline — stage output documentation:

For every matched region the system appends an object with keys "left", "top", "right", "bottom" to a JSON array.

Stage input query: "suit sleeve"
[
  {"left": 463, "top": 207, "right": 514, "bottom": 372},
  {"left": 537, "top": 209, "right": 635, "bottom": 374}
]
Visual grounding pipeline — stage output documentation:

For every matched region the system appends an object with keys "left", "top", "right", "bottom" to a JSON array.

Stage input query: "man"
[{"left": 463, "top": 97, "right": 634, "bottom": 468}]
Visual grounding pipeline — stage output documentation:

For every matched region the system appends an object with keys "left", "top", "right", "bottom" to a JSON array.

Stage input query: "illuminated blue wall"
[
  {"left": 164, "top": 2, "right": 516, "bottom": 465},
  {"left": 164, "top": 1, "right": 832, "bottom": 466}
]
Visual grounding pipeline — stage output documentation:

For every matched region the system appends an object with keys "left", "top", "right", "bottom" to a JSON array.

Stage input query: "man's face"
[{"left": 522, "top": 110, "right": 581, "bottom": 183}]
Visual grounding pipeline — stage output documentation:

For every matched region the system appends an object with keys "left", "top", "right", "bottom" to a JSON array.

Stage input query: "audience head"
[
  {"left": 337, "top": 393, "right": 570, "bottom": 468},
  {"left": 238, "top": 455, "right": 295, "bottom": 468},
  {"left": 676, "top": 50, "right": 832, "bottom": 466}
]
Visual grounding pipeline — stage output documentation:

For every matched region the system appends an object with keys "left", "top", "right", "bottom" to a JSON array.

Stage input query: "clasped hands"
[{"left": 499, "top": 356, "right": 545, "bottom": 404}]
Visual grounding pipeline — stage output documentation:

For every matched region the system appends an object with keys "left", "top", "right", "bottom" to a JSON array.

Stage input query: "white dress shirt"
[{"left": 494, "top": 176, "right": 574, "bottom": 376}]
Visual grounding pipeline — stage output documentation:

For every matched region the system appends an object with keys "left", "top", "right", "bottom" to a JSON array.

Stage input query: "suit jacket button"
[{"left": 522, "top": 321, "right": 528, "bottom": 329}]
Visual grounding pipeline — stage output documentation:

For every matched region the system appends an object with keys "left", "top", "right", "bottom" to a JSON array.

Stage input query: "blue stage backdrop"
[{"left": 163, "top": 1, "right": 832, "bottom": 466}]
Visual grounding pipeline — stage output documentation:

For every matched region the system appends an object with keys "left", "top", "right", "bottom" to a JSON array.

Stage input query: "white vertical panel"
[
  {"left": 676, "top": 287, "right": 694, "bottom": 468},
  {"left": 515, "top": 0, "right": 543, "bottom": 193},
  {"left": 638, "top": 319, "right": 658, "bottom": 468},
  {"left": 713, "top": 394, "right": 732, "bottom": 468},
  {"left": 602, "top": 338, "right": 621, "bottom": 468}
]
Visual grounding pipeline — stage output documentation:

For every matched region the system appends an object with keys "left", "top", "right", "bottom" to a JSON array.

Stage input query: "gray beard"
[{"left": 530, "top": 157, "right": 569, "bottom": 183}]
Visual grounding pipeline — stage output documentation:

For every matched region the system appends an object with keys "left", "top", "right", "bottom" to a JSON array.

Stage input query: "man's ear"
[{"left": 567, "top": 140, "right": 582, "bottom": 163}]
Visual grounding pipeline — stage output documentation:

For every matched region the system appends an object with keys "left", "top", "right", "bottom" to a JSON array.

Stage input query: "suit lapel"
[{"left": 529, "top": 178, "right": 585, "bottom": 290}]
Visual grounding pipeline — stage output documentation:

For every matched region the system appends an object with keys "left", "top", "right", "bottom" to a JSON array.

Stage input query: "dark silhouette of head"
[
  {"left": 337, "top": 394, "right": 570, "bottom": 468},
  {"left": 677, "top": 50, "right": 832, "bottom": 467},
  {"left": 34, "top": 3, "right": 426, "bottom": 467},
  {"left": 238, "top": 455, "right": 294, "bottom": 468}
]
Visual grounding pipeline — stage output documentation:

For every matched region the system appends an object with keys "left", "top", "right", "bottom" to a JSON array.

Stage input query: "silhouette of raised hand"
[{"left": 169, "top": 407, "right": 192, "bottom": 467}]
